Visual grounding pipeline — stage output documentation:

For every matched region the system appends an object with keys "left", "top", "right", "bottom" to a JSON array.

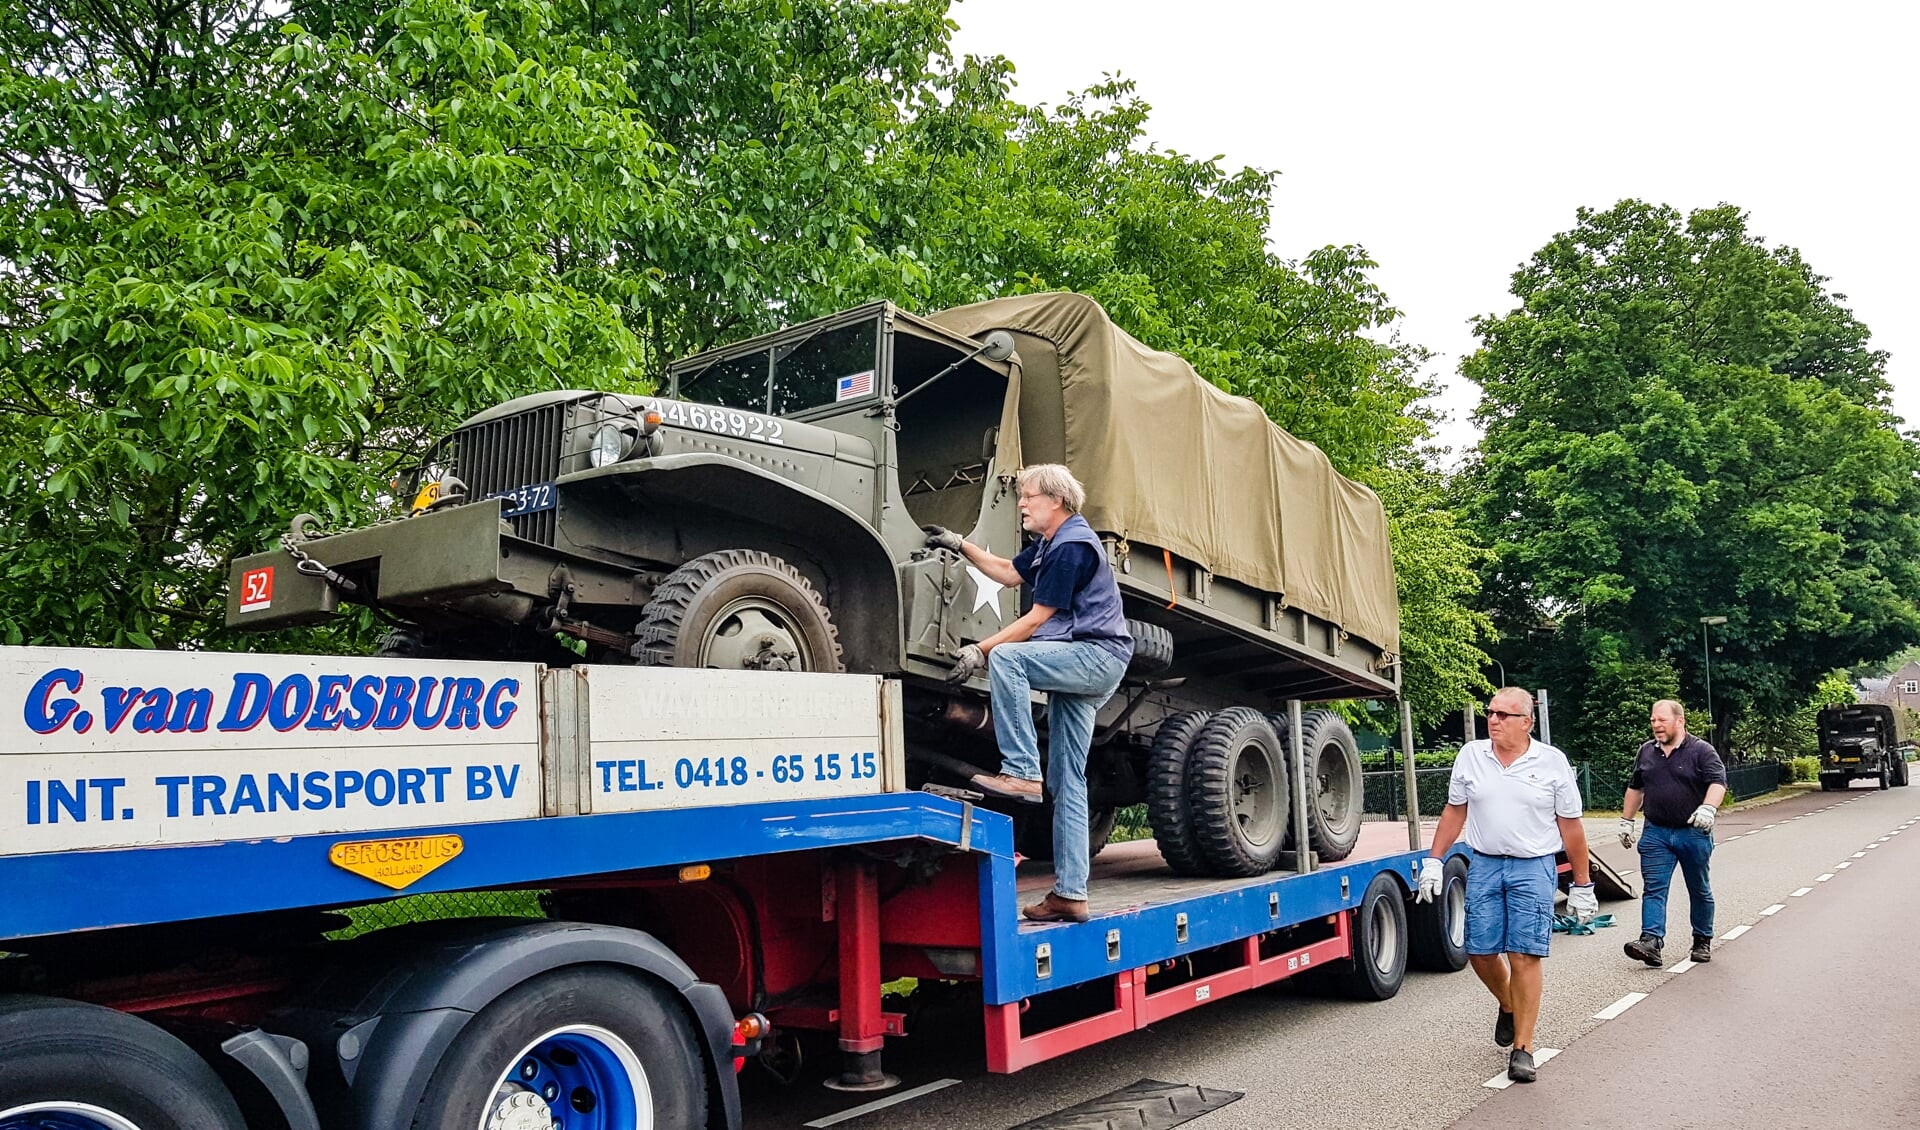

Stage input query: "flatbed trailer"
[{"left": 0, "top": 647, "right": 1465, "bottom": 1130}]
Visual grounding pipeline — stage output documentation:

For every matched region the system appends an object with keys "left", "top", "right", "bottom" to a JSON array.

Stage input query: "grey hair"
[
  {"left": 1017, "top": 463, "right": 1086, "bottom": 513},
  {"left": 1491, "top": 686, "right": 1535, "bottom": 717},
  {"left": 1652, "top": 699, "right": 1686, "bottom": 722}
]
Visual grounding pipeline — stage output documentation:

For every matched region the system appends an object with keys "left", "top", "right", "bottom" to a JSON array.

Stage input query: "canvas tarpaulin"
[{"left": 927, "top": 292, "right": 1400, "bottom": 656}]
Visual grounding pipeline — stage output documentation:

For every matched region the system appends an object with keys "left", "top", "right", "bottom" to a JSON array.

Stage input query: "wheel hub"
[
  {"left": 702, "top": 601, "right": 809, "bottom": 671},
  {"left": 486, "top": 1089, "right": 556, "bottom": 1130}
]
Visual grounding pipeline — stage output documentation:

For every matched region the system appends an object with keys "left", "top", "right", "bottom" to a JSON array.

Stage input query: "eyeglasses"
[{"left": 1486, "top": 709, "right": 1532, "bottom": 722}]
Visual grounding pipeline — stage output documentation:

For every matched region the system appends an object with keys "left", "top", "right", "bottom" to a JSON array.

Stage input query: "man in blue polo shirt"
[
  {"left": 1419, "top": 687, "right": 1596, "bottom": 1083},
  {"left": 1617, "top": 699, "right": 1726, "bottom": 967},
  {"left": 923, "top": 463, "right": 1133, "bottom": 924}
]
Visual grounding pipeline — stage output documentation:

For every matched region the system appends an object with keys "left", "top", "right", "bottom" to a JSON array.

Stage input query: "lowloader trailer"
[{"left": 0, "top": 646, "right": 1465, "bottom": 1130}]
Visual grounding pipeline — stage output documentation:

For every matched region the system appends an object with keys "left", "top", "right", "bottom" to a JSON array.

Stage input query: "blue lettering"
[
  {"left": 130, "top": 688, "right": 172, "bottom": 733},
  {"left": 102, "top": 686, "right": 143, "bottom": 733},
  {"left": 618, "top": 760, "right": 638, "bottom": 791},
  {"left": 467, "top": 764, "right": 493, "bottom": 800},
  {"left": 268, "top": 772, "right": 298, "bottom": 811},
  {"left": 157, "top": 775, "right": 189, "bottom": 817},
  {"left": 373, "top": 677, "right": 415, "bottom": 731},
  {"left": 302, "top": 770, "right": 332, "bottom": 810},
  {"left": 46, "top": 779, "right": 86, "bottom": 823},
  {"left": 411, "top": 677, "right": 450, "bottom": 729},
  {"left": 192, "top": 775, "right": 227, "bottom": 816},
  {"left": 230, "top": 773, "right": 264, "bottom": 813},
  {"left": 218, "top": 673, "right": 271, "bottom": 732},
  {"left": 167, "top": 688, "right": 213, "bottom": 733},
  {"left": 335, "top": 770, "right": 364, "bottom": 806},
  {"left": 342, "top": 676, "right": 381, "bottom": 731},
  {"left": 92, "top": 778, "right": 124, "bottom": 820},
  {"left": 445, "top": 679, "right": 484, "bottom": 730},
  {"left": 26, "top": 779, "right": 39, "bottom": 824},
  {"left": 306, "top": 676, "right": 350, "bottom": 731},
  {"left": 597, "top": 760, "right": 616, "bottom": 792},
  {"left": 483, "top": 679, "right": 519, "bottom": 729},
  {"left": 268, "top": 675, "right": 313, "bottom": 732},
  {"left": 398, "top": 767, "right": 426, "bottom": 805},
  {"left": 493, "top": 764, "right": 519, "bottom": 799},
  {"left": 365, "top": 769, "right": 396, "bottom": 806},
  {"left": 24, "top": 669, "right": 84, "bottom": 734},
  {"left": 425, "top": 766, "right": 450, "bottom": 802}
]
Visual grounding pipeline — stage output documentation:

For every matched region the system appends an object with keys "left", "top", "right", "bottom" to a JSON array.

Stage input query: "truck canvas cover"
[{"left": 928, "top": 292, "right": 1400, "bottom": 656}]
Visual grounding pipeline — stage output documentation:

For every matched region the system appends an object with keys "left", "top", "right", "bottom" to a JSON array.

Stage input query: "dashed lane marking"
[
  {"left": 1790, "top": 887, "right": 1812, "bottom": 897},
  {"left": 1593, "top": 992, "right": 1648, "bottom": 1020},
  {"left": 1760, "top": 904, "right": 1785, "bottom": 916},
  {"left": 1853, "top": 851, "right": 1867, "bottom": 858},
  {"left": 1817, "top": 874, "right": 1834, "bottom": 882},
  {"left": 1838, "top": 862, "right": 1853, "bottom": 869},
  {"left": 1668, "top": 960, "right": 1696, "bottom": 974},
  {"left": 1722, "top": 925, "right": 1752, "bottom": 941},
  {"left": 1483, "top": 1048, "right": 1562, "bottom": 1090}
]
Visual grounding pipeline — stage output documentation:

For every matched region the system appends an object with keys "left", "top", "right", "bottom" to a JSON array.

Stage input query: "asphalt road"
[{"left": 742, "top": 781, "right": 1920, "bottom": 1130}]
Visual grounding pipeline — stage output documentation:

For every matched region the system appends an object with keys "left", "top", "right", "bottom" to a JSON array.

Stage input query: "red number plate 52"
[{"left": 240, "top": 566, "right": 274, "bottom": 612}]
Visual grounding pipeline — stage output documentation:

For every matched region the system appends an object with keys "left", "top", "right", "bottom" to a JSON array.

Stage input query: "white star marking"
[{"left": 965, "top": 565, "right": 1006, "bottom": 622}]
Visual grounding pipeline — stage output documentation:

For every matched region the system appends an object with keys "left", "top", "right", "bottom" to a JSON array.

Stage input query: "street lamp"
[{"left": 1700, "top": 616, "right": 1728, "bottom": 723}]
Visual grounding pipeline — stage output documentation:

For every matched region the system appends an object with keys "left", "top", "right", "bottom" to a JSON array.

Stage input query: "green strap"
[{"left": 1551, "top": 913, "right": 1616, "bottom": 935}]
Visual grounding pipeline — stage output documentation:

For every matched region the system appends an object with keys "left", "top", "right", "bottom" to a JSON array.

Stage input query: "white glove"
[
  {"left": 1416, "top": 857, "right": 1443, "bottom": 903},
  {"left": 1689, "top": 804, "right": 1717, "bottom": 833},
  {"left": 1618, "top": 817, "right": 1637, "bottom": 849},
  {"left": 944, "top": 643, "right": 985, "bottom": 684},
  {"left": 1568, "top": 883, "right": 1599, "bottom": 925}
]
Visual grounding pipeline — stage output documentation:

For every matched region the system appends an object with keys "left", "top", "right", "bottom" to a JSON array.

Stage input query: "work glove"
[
  {"left": 1618, "top": 817, "right": 1637, "bottom": 849},
  {"left": 945, "top": 643, "right": 985, "bottom": 684},
  {"left": 922, "top": 524, "right": 965, "bottom": 553},
  {"left": 1415, "top": 857, "right": 1444, "bottom": 903},
  {"left": 1568, "top": 883, "right": 1599, "bottom": 926},
  {"left": 1688, "top": 803, "right": 1718, "bottom": 833}
]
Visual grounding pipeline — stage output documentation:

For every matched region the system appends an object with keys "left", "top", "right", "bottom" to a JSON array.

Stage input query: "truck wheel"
[
  {"left": 1264, "top": 711, "right": 1295, "bottom": 850},
  {"left": 1124, "top": 619, "right": 1174, "bottom": 678},
  {"left": 1185, "top": 708, "right": 1291, "bottom": 877},
  {"left": 1407, "top": 854, "right": 1469, "bottom": 972},
  {"left": 1327, "top": 873, "right": 1410, "bottom": 1000},
  {"left": 1896, "top": 758, "right": 1911, "bottom": 787},
  {"left": 1298, "top": 710, "right": 1364, "bottom": 863},
  {"left": 408, "top": 967, "right": 707, "bottom": 1130},
  {"left": 1145, "top": 711, "right": 1214, "bottom": 875},
  {"left": 1880, "top": 764, "right": 1890, "bottom": 790},
  {"left": 631, "top": 549, "right": 844, "bottom": 673},
  {"left": 1014, "top": 806, "right": 1116, "bottom": 861},
  {"left": 0, "top": 995, "right": 245, "bottom": 1130}
]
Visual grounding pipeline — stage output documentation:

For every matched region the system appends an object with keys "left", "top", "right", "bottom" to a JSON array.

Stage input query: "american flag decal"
[{"left": 835, "top": 370, "right": 876, "bottom": 401}]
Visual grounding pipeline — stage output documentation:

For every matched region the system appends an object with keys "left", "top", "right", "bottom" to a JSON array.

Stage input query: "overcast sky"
[{"left": 948, "top": 0, "right": 1918, "bottom": 458}]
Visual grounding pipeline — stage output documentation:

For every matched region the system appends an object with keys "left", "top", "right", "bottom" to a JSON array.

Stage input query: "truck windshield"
[{"left": 672, "top": 317, "right": 880, "bottom": 416}]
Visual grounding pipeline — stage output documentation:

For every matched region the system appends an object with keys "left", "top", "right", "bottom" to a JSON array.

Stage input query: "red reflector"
[{"left": 733, "top": 1056, "right": 746, "bottom": 1074}]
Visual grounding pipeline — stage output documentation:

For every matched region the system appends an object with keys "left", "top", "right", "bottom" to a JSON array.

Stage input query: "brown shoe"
[
  {"left": 1022, "top": 892, "right": 1090, "bottom": 923},
  {"left": 970, "top": 773, "right": 1044, "bottom": 804}
]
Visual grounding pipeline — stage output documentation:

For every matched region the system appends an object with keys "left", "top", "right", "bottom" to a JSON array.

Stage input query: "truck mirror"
[{"left": 981, "top": 330, "right": 1015, "bottom": 362}]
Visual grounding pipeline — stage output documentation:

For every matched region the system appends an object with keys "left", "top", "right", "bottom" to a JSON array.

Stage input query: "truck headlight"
[{"left": 590, "top": 422, "right": 633, "bottom": 468}]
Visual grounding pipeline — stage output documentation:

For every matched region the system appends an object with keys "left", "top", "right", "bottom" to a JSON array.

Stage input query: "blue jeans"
[
  {"left": 1639, "top": 822, "right": 1715, "bottom": 941},
  {"left": 1463, "top": 849, "right": 1557, "bottom": 957},
  {"left": 988, "top": 640, "right": 1128, "bottom": 901}
]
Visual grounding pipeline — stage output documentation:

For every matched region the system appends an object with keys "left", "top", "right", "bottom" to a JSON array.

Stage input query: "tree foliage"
[{"left": 1460, "top": 200, "right": 1920, "bottom": 756}]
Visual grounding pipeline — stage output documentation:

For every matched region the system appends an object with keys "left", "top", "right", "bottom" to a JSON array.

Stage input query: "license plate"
[{"left": 492, "top": 482, "right": 556, "bottom": 518}]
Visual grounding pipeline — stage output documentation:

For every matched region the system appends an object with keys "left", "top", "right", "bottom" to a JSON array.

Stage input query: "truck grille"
[{"left": 444, "top": 402, "right": 571, "bottom": 545}]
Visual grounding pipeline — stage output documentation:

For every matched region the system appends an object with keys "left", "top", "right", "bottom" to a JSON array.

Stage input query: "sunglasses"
[{"left": 1486, "top": 709, "right": 1532, "bottom": 722}]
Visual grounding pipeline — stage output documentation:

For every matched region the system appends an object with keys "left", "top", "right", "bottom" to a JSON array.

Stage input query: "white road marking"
[
  {"left": 1838, "top": 862, "right": 1853, "bottom": 869},
  {"left": 1722, "top": 925, "right": 1752, "bottom": 941},
  {"left": 1879, "top": 836, "right": 1891, "bottom": 842},
  {"left": 1790, "top": 887, "right": 1812, "bottom": 897},
  {"left": 1765, "top": 824, "right": 1777, "bottom": 829},
  {"left": 1594, "top": 992, "right": 1649, "bottom": 1020},
  {"left": 1853, "top": 851, "right": 1867, "bottom": 858},
  {"left": 1483, "top": 1047, "right": 1562, "bottom": 1089},
  {"left": 1760, "top": 904, "right": 1785, "bottom": 916},
  {"left": 1668, "top": 960, "right": 1696, "bottom": 973},
  {"left": 805, "top": 1079, "right": 963, "bottom": 1127},
  {"left": 1817, "top": 874, "right": 1834, "bottom": 882},
  {"left": 1868, "top": 844, "right": 1881, "bottom": 850}
]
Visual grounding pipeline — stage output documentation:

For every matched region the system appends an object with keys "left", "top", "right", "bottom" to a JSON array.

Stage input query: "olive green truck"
[{"left": 229, "top": 293, "right": 1402, "bottom": 875}]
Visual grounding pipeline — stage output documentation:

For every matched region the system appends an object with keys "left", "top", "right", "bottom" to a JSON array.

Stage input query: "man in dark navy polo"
[
  {"left": 922, "top": 463, "right": 1133, "bottom": 924},
  {"left": 1618, "top": 699, "right": 1727, "bottom": 966}
]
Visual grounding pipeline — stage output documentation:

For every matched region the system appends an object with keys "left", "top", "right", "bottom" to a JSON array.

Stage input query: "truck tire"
[
  {"left": 1124, "top": 619, "right": 1174, "bottom": 678},
  {"left": 630, "top": 549, "right": 844, "bottom": 673},
  {"left": 1015, "top": 806, "right": 1116, "bottom": 862},
  {"left": 0, "top": 995, "right": 246, "bottom": 1130},
  {"left": 1264, "top": 711, "right": 1296, "bottom": 850},
  {"left": 1185, "top": 708, "right": 1291, "bottom": 877},
  {"left": 1896, "top": 758, "right": 1911, "bottom": 787},
  {"left": 1297, "top": 710, "right": 1364, "bottom": 863},
  {"left": 1326, "top": 873, "right": 1410, "bottom": 1000},
  {"left": 1407, "top": 854, "right": 1470, "bottom": 972},
  {"left": 1145, "top": 711, "right": 1214, "bottom": 875},
  {"left": 1880, "top": 763, "right": 1890, "bottom": 790},
  {"left": 408, "top": 967, "right": 707, "bottom": 1130}
]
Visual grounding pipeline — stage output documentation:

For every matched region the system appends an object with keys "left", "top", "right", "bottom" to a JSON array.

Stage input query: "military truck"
[
  {"left": 1815, "top": 703, "right": 1913, "bottom": 790},
  {"left": 228, "top": 293, "right": 1401, "bottom": 874}
]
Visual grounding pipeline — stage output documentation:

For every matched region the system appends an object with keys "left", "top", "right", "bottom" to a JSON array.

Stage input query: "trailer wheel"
[
  {"left": 1298, "top": 710, "right": 1364, "bottom": 862},
  {"left": 1880, "top": 764, "right": 1891, "bottom": 790},
  {"left": 1145, "top": 711, "right": 1214, "bottom": 875},
  {"left": 631, "top": 549, "right": 844, "bottom": 673},
  {"left": 1407, "top": 854, "right": 1470, "bottom": 972},
  {"left": 1124, "top": 619, "right": 1174, "bottom": 678},
  {"left": 1014, "top": 806, "right": 1116, "bottom": 862},
  {"left": 1896, "top": 758, "right": 1911, "bottom": 787},
  {"left": 0, "top": 995, "right": 245, "bottom": 1130},
  {"left": 409, "top": 967, "right": 707, "bottom": 1130},
  {"left": 1185, "top": 708, "right": 1291, "bottom": 877},
  {"left": 1328, "top": 873, "right": 1410, "bottom": 1000}
]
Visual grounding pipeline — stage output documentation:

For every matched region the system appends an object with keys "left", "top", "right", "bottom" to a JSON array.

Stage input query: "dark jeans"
[{"left": 1639, "top": 821, "right": 1715, "bottom": 941}]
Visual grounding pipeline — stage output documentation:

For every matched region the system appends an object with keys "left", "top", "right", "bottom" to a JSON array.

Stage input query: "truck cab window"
[
  {"left": 770, "top": 320, "right": 880, "bottom": 415},
  {"left": 676, "top": 352, "right": 771, "bottom": 412}
]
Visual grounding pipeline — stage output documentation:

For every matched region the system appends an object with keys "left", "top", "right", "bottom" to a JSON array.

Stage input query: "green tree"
[{"left": 1461, "top": 200, "right": 1920, "bottom": 755}]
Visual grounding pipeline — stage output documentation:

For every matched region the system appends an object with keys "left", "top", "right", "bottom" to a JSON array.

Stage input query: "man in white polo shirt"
[{"left": 1417, "top": 686, "right": 1596, "bottom": 1083}]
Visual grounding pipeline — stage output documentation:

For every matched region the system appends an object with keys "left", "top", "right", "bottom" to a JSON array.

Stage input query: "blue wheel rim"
[
  {"left": 0, "top": 1105, "right": 144, "bottom": 1130},
  {"left": 482, "top": 1023, "right": 650, "bottom": 1130}
]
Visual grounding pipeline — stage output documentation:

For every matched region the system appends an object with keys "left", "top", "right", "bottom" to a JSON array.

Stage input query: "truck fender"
[
  {"left": 301, "top": 919, "right": 740, "bottom": 1130},
  {"left": 568, "top": 454, "right": 903, "bottom": 672}
]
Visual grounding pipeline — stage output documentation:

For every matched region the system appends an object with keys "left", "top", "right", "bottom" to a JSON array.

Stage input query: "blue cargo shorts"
[{"left": 1464, "top": 848, "right": 1557, "bottom": 958}]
